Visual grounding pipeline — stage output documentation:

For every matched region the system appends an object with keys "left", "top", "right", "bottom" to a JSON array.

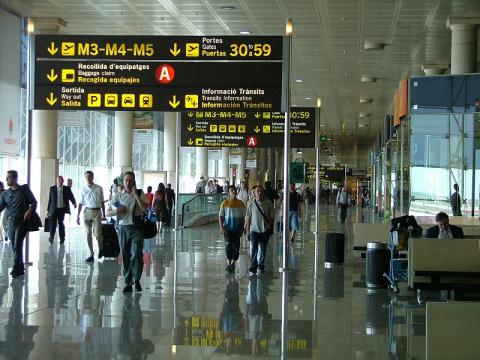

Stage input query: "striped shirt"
[{"left": 219, "top": 198, "right": 246, "bottom": 233}]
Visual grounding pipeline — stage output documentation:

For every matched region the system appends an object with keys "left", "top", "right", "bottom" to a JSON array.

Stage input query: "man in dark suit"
[
  {"left": 425, "top": 212, "right": 464, "bottom": 239},
  {"left": 165, "top": 183, "right": 175, "bottom": 227},
  {"left": 47, "top": 176, "right": 77, "bottom": 244}
]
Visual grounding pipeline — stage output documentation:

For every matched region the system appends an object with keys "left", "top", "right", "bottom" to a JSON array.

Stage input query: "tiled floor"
[{"left": 0, "top": 205, "right": 429, "bottom": 359}]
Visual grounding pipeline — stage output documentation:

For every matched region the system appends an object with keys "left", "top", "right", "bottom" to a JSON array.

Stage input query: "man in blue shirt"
[{"left": 0, "top": 170, "right": 37, "bottom": 278}]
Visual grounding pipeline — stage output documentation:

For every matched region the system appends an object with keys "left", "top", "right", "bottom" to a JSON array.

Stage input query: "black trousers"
[
  {"left": 8, "top": 218, "right": 28, "bottom": 273},
  {"left": 165, "top": 207, "right": 172, "bottom": 226},
  {"left": 224, "top": 230, "right": 241, "bottom": 261},
  {"left": 50, "top": 208, "right": 66, "bottom": 240}
]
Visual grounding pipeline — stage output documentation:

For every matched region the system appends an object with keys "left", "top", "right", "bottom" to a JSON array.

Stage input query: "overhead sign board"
[
  {"left": 319, "top": 166, "right": 345, "bottom": 182},
  {"left": 35, "top": 35, "right": 283, "bottom": 61},
  {"left": 180, "top": 108, "right": 315, "bottom": 148},
  {"left": 34, "top": 35, "right": 283, "bottom": 112}
]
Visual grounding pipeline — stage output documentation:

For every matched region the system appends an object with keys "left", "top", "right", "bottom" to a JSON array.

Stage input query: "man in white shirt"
[
  {"left": 336, "top": 184, "right": 349, "bottom": 224},
  {"left": 107, "top": 172, "right": 148, "bottom": 293},
  {"left": 76, "top": 171, "right": 106, "bottom": 262},
  {"left": 245, "top": 186, "right": 274, "bottom": 274}
]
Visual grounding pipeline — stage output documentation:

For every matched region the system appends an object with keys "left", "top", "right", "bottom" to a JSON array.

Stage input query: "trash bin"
[
  {"left": 366, "top": 242, "right": 390, "bottom": 288},
  {"left": 324, "top": 232, "right": 345, "bottom": 267}
]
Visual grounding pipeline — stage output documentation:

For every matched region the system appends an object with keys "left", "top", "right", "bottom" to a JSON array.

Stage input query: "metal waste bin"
[
  {"left": 366, "top": 242, "right": 390, "bottom": 288},
  {"left": 324, "top": 233, "right": 345, "bottom": 267}
]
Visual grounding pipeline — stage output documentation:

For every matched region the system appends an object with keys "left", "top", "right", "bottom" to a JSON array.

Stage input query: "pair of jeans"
[
  {"left": 118, "top": 225, "right": 144, "bottom": 285},
  {"left": 8, "top": 218, "right": 28, "bottom": 273},
  {"left": 249, "top": 231, "right": 269, "bottom": 269},
  {"left": 224, "top": 230, "right": 241, "bottom": 261},
  {"left": 50, "top": 208, "right": 66, "bottom": 240}
]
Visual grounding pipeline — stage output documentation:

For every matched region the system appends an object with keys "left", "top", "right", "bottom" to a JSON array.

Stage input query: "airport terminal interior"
[{"left": 0, "top": 0, "right": 480, "bottom": 359}]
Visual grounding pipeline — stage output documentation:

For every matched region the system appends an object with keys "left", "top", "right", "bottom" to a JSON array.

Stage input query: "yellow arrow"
[
  {"left": 255, "top": 112, "right": 261, "bottom": 119},
  {"left": 46, "top": 69, "right": 58, "bottom": 82},
  {"left": 254, "top": 126, "right": 260, "bottom": 133},
  {"left": 187, "top": 138, "right": 194, "bottom": 146},
  {"left": 187, "top": 124, "right": 194, "bottom": 131},
  {"left": 47, "top": 42, "right": 58, "bottom": 55},
  {"left": 169, "top": 95, "right": 180, "bottom": 109},
  {"left": 170, "top": 43, "right": 181, "bottom": 56},
  {"left": 188, "top": 112, "right": 194, "bottom": 117},
  {"left": 46, "top": 92, "right": 57, "bottom": 106}
]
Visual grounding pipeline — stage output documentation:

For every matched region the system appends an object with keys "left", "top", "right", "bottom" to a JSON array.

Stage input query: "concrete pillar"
[
  {"left": 219, "top": 147, "right": 230, "bottom": 181},
  {"left": 238, "top": 148, "right": 246, "bottom": 182},
  {"left": 113, "top": 111, "right": 133, "bottom": 175},
  {"left": 196, "top": 148, "right": 208, "bottom": 179},
  {"left": 31, "top": 110, "right": 58, "bottom": 220},
  {"left": 259, "top": 149, "right": 267, "bottom": 183},
  {"left": 421, "top": 64, "right": 448, "bottom": 76},
  {"left": 267, "top": 148, "right": 274, "bottom": 181},
  {"left": 164, "top": 112, "right": 177, "bottom": 185},
  {"left": 447, "top": 18, "right": 479, "bottom": 74}
]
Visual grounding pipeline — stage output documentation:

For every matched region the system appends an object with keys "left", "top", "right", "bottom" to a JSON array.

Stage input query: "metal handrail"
[{"left": 181, "top": 193, "right": 228, "bottom": 227}]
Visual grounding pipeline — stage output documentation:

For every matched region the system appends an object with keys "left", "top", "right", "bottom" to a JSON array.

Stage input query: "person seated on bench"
[{"left": 425, "top": 212, "right": 464, "bottom": 239}]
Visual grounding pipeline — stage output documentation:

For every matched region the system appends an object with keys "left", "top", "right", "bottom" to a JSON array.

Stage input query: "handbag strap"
[{"left": 254, "top": 199, "right": 270, "bottom": 226}]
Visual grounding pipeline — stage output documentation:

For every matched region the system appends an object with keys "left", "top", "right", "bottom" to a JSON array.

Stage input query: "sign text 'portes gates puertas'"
[
  {"left": 34, "top": 35, "right": 282, "bottom": 112},
  {"left": 180, "top": 108, "right": 315, "bottom": 148}
]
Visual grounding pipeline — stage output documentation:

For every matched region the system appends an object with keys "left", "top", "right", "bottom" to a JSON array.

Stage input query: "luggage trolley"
[{"left": 384, "top": 215, "right": 422, "bottom": 294}]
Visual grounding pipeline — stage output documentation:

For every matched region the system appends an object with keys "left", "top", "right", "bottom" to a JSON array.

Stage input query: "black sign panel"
[
  {"left": 35, "top": 35, "right": 283, "bottom": 61},
  {"left": 35, "top": 61, "right": 282, "bottom": 87},
  {"left": 35, "top": 86, "right": 281, "bottom": 112},
  {"left": 180, "top": 108, "right": 315, "bottom": 148},
  {"left": 34, "top": 35, "right": 283, "bottom": 112},
  {"left": 319, "top": 166, "right": 345, "bottom": 182}
]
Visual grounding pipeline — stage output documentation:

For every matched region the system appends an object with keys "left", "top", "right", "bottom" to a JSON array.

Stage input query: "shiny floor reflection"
[{"left": 0, "top": 205, "right": 428, "bottom": 359}]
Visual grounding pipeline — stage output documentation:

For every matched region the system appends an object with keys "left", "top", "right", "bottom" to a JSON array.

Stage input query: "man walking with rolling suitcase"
[{"left": 107, "top": 172, "right": 148, "bottom": 293}]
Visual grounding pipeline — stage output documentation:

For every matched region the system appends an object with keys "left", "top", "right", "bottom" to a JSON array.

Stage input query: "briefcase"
[{"left": 44, "top": 217, "right": 51, "bottom": 232}]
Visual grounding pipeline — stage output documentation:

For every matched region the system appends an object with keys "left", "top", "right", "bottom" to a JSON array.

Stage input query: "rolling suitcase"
[{"left": 102, "top": 223, "right": 120, "bottom": 258}]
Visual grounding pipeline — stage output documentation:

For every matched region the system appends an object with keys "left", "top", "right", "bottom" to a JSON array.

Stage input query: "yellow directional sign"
[
  {"left": 238, "top": 125, "right": 246, "bottom": 133},
  {"left": 105, "top": 94, "right": 118, "bottom": 107},
  {"left": 195, "top": 138, "right": 203, "bottom": 146},
  {"left": 262, "top": 125, "right": 271, "bottom": 133},
  {"left": 88, "top": 93, "right": 101, "bottom": 107},
  {"left": 254, "top": 112, "right": 261, "bottom": 119},
  {"left": 139, "top": 94, "right": 153, "bottom": 108},
  {"left": 61, "top": 42, "right": 75, "bottom": 56},
  {"left": 187, "top": 124, "right": 194, "bottom": 132},
  {"left": 263, "top": 113, "right": 271, "bottom": 119},
  {"left": 122, "top": 94, "right": 135, "bottom": 108},
  {"left": 185, "top": 94, "right": 198, "bottom": 108},
  {"left": 61, "top": 69, "right": 75, "bottom": 82},
  {"left": 46, "top": 93, "right": 57, "bottom": 106},
  {"left": 170, "top": 43, "right": 181, "bottom": 57},
  {"left": 46, "top": 69, "right": 58, "bottom": 82},
  {"left": 219, "top": 125, "right": 227, "bottom": 132},
  {"left": 228, "top": 125, "right": 236, "bottom": 133},
  {"left": 187, "top": 138, "right": 194, "bottom": 146},
  {"left": 169, "top": 95, "right": 180, "bottom": 109},
  {"left": 187, "top": 112, "right": 194, "bottom": 118},
  {"left": 47, "top": 42, "right": 58, "bottom": 55},
  {"left": 254, "top": 126, "right": 261, "bottom": 133},
  {"left": 186, "top": 43, "right": 199, "bottom": 57},
  {"left": 210, "top": 125, "right": 218, "bottom": 132}
]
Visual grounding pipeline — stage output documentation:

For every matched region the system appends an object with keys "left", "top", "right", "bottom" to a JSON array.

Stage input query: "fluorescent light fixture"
[
  {"left": 27, "top": 19, "right": 35, "bottom": 34},
  {"left": 364, "top": 42, "right": 386, "bottom": 50},
  {"left": 305, "top": 97, "right": 311, "bottom": 100},
  {"left": 291, "top": 104, "right": 299, "bottom": 107},
  {"left": 221, "top": 6, "right": 235, "bottom": 10},
  {"left": 295, "top": 79, "right": 304, "bottom": 83},
  {"left": 286, "top": 19, "right": 293, "bottom": 36},
  {"left": 239, "top": 30, "right": 251, "bottom": 34},
  {"left": 361, "top": 76, "right": 377, "bottom": 83}
]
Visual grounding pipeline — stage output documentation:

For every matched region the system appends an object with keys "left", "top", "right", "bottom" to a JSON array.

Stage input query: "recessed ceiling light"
[
  {"left": 220, "top": 6, "right": 235, "bottom": 10},
  {"left": 359, "top": 112, "right": 370, "bottom": 118},
  {"left": 358, "top": 124, "right": 367, "bottom": 128},
  {"left": 364, "top": 42, "right": 386, "bottom": 50},
  {"left": 361, "top": 76, "right": 377, "bottom": 83},
  {"left": 360, "top": 98, "right": 373, "bottom": 103},
  {"left": 305, "top": 97, "right": 311, "bottom": 100},
  {"left": 295, "top": 79, "right": 304, "bottom": 83},
  {"left": 292, "top": 104, "right": 299, "bottom": 107},
  {"left": 239, "top": 30, "right": 251, "bottom": 35}
]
